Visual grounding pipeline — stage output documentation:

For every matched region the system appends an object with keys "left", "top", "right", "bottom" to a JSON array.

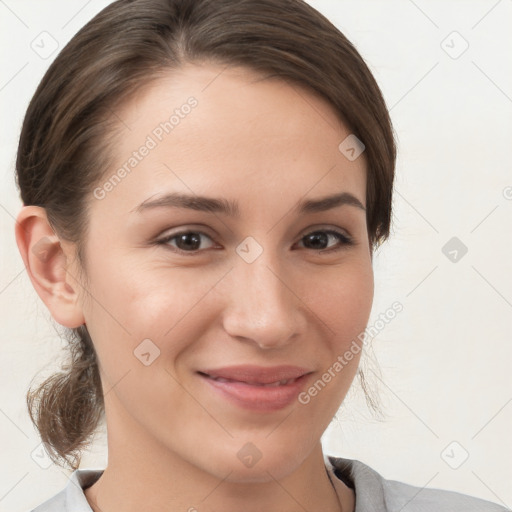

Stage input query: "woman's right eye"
[{"left": 156, "top": 231, "right": 216, "bottom": 254}]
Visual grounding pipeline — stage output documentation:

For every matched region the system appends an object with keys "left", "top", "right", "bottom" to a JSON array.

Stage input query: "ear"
[{"left": 15, "top": 205, "right": 85, "bottom": 328}]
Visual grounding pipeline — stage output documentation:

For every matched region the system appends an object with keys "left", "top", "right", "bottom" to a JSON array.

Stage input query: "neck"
[{"left": 85, "top": 405, "right": 352, "bottom": 512}]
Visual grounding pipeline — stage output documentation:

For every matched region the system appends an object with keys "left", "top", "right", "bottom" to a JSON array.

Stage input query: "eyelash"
[{"left": 155, "top": 228, "right": 354, "bottom": 256}]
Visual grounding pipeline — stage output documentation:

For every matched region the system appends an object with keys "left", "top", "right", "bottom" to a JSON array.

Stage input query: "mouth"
[
  {"left": 197, "top": 365, "right": 313, "bottom": 412},
  {"left": 204, "top": 375, "right": 300, "bottom": 387}
]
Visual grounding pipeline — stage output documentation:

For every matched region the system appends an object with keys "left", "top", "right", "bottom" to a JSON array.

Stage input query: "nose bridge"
[{"left": 222, "top": 245, "right": 303, "bottom": 348}]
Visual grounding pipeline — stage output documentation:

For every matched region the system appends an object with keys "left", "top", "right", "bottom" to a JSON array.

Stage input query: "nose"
[{"left": 221, "top": 254, "right": 306, "bottom": 350}]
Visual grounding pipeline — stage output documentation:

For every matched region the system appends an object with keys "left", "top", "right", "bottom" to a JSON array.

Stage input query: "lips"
[
  {"left": 200, "top": 365, "right": 309, "bottom": 384},
  {"left": 208, "top": 376, "right": 296, "bottom": 387},
  {"left": 197, "top": 365, "right": 313, "bottom": 412}
]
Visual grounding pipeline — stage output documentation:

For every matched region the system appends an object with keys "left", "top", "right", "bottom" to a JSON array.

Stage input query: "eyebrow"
[{"left": 131, "top": 191, "right": 366, "bottom": 216}]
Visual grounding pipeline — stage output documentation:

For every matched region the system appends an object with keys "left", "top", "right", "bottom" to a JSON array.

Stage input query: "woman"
[{"left": 14, "top": 0, "right": 508, "bottom": 511}]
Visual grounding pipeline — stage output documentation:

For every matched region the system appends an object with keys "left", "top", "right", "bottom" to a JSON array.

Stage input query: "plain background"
[{"left": 1, "top": 0, "right": 511, "bottom": 510}]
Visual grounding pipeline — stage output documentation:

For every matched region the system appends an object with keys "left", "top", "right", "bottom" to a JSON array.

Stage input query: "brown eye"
[
  {"left": 298, "top": 230, "right": 353, "bottom": 252},
  {"left": 157, "top": 231, "right": 215, "bottom": 254}
]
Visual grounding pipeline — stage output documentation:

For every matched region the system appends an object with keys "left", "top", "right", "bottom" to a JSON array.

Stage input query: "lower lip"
[{"left": 199, "top": 373, "right": 311, "bottom": 412}]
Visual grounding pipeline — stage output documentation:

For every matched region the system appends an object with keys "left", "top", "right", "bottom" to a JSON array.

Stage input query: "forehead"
[{"left": 92, "top": 62, "right": 367, "bottom": 217}]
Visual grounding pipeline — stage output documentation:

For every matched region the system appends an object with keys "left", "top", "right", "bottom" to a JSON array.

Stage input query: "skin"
[{"left": 16, "top": 62, "right": 374, "bottom": 512}]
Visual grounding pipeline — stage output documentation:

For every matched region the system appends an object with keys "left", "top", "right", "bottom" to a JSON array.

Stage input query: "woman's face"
[{"left": 75, "top": 62, "right": 373, "bottom": 481}]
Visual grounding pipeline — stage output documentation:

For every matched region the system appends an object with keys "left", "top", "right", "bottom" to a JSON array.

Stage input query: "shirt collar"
[
  {"left": 324, "top": 454, "right": 388, "bottom": 512},
  {"left": 64, "top": 468, "right": 103, "bottom": 511}
]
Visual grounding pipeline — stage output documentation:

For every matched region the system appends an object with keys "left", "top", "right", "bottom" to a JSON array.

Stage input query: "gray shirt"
[{"left": 30, "top": 455, "right": 510, "bottom": 511}]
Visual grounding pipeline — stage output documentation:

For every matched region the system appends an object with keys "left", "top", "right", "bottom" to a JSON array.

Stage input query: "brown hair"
[{"left": 16, "top": 0, "right": 396, "bottom": 470}]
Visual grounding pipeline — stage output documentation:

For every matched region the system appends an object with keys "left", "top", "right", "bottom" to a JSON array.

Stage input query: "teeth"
[
  {"left": 213, "top": 377, "right": 230, "bottom": 383},
  {"left": 211, "top": 377, "right": 295, "bottom": 388},
  {"left": 263, "top": 379, "right": 292, "bottom": 386},
  {"left": 210, "top": 376, "right": 294, "bottom": 386}
]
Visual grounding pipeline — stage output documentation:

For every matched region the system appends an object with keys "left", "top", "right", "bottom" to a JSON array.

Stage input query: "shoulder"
[
  {"left": 29, "top": 469, "right": 103, "bottom": 512},
  {"left": 326, "top": 455, "right": 510, "bottom": 512},
  {"left": 382, "top": 476, "right": 509, "bottom": 512}
]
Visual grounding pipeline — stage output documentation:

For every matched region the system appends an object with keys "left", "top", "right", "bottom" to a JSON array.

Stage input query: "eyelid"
[{"left": 298, "top": 224, "right": 352, "bottom": 239}]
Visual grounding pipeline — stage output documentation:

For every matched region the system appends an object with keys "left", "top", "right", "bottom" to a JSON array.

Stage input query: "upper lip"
[{"left": 198, "top": 365, "right": 312, "bottom": 384}]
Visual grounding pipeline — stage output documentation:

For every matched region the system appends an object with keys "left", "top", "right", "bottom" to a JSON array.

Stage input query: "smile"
[
  {"left": 197, "top": 365, "right": 313, "bottom": 412},
  {"left": 207, "top": 376, "right": 298, "bottom": 387}
]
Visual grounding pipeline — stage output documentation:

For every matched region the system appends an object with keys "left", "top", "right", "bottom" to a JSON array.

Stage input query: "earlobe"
[{"left": 15, "top": 205, "right": 85, "bottom": 328}]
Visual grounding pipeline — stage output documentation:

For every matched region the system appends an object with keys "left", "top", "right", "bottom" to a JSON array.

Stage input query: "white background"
[{"left": 1, "top": 0, "right": 511, "bottom": 510}]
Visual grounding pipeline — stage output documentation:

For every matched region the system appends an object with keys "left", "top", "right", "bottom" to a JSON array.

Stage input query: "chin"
[
  {"left": 210, "top": 440, "right": 309, "bottom": 484},
  {"left": 222, "top": 460, "right": 301, "bottom": 484}
]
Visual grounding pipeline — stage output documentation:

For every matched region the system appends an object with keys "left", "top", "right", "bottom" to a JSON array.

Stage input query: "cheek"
[
  {"left": 84, "top": 253, "right": 206, "bottom": 331},
  {"left": 82, "top": 261, "right": 224, "bottom": 377},
  {"left": 302, "top": 258, "right": 374, "bottom": 346},
  {"left": 294, "top": 262, "right": 373, "bottom": 414}
]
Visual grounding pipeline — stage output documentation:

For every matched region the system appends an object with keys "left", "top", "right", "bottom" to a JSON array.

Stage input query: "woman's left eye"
[
  {"left": 296, "top": 229, "right": 353, "bottom": 252},
  {"left": 155, "top": 228, "right": 353, "bottom": 255}
]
